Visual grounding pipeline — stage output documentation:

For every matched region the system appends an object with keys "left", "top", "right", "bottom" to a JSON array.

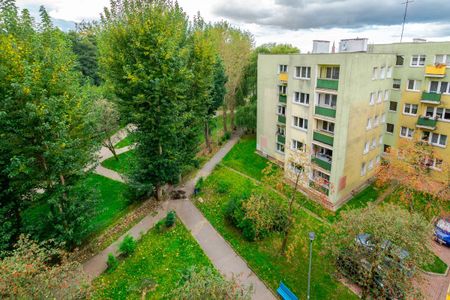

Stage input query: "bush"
[
  {"left": 195, "top": 177, "right": 204, "bottom": 194},
  {"left": 221, "top": 131, "right": 231, "bottom": 143},
  {"left": 119, "top": 235, "right": 136, "bottom": 257},
  {"left": 106, "top": 253, "right": 119, "bottom": 272},
  {"left": 165, "top": 211, "right": 176, "bottom": 228},
  {"left": 215, "top": 181, "right": 230, "bottom": 194}
]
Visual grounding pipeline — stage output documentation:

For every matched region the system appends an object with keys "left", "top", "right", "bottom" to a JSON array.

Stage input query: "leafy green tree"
[
  {"left": 328, "top": 204, "right": 432, "bottom": 299},
  {"left": 0, "top": 2, "right": 101, "bottom": 248},
  {"left": 98, "top": 0, "right": 198, "bottom": 200},
  {"left": 235, "top": 102, "right": 256, "bottom": 133}
]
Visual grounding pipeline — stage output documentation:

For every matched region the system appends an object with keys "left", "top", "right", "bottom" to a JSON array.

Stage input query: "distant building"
[{"left": 257, "top": 39, "right": 450, "bottom": 210}]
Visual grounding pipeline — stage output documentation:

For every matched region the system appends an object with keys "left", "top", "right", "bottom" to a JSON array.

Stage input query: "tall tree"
[
  {"left": 0, "top": 2, "right": 100, "bottom": 248},
  {"left": 98, "top": 0, "right": 197, "bottom": 200},
  {"left": 210, "top": 22, "right": 253, "bottom": 132}
]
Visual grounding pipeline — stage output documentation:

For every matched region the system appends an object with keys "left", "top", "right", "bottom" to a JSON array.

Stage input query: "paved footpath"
[{"left": 420, "top": 241, "right": 450, "bottom": 300}]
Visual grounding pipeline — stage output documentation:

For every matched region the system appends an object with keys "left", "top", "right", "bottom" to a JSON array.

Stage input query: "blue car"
[{"left": 434, "top": 218, "right": 450, "bottom": 246}]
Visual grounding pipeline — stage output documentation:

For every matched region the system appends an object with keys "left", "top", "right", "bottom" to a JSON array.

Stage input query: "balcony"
[
  {"left": 313, "top": 131, "right": 334, "bottom": 146},
  {"left": 279, "top": 72, "right": 288, "bottom": 82},
  {"left": 311, "top": 155, "right": 332, "bottom": 171},
  {"left": 317, "top": 79, "right": 338, "bottom": 90},
  {"left": 309, "top": 181, "right": 329, "bottom": 195},
  {"left": 315, "top": 106, "right": 336, "bottom": 118},
  {"left": 277, "top": 134, "right": 286, "bottom": 144},
  {"left": 421, "top": 92, "right": 441, "bottom": 104},
  {"left": 416, "top": 116, "right": 437, "bottom": 130},
  {"left": 425, "top": 65, "right": 446, "bottom": 78},
  {"left": 278, "top": 115, "right": 286, "bottom": 124},
  {"left": 279, "top": 94, "right": 287, "bottom": 103}
]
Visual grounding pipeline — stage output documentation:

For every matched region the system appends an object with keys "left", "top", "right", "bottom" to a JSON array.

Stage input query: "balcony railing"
[
  {"left": 277, "top": 134, "right": 286, "bottom": 144},
  {"left": 315, "top": 106, "right": 336, "bottom": 118},
  {"left": 311, "top": 155, "right": 332, "bottom": 171},
  {"left": 313, "top": 131, "right": 334, "bottom": 146},
  {"left": 279, "top": 94, "right": 287, "bottom": 103},
  {"left": 317, "top": 79, "right": 338, "bottom": 90},
  {"left": 278, "top": 115, "right": 286, "bottom": 124},
  {"left": 421, "top": 92, "right": 441, "bottom": 104},
  {"left": 309, "top": 180, "right": 330, "bottom": 195},
  {"left": 425, "top": 65, "right": 446, "bottom": 78},
  {"left": 416, "top": 116, "right": 437, "bottom": 130},
  {"left": 279, "top": 72, "right": 288, "bottom": 82}
]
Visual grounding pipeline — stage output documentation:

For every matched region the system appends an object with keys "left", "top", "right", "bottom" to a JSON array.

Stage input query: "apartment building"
[{"left": 257, "top": 39, "right": 450, "bottom": 210}]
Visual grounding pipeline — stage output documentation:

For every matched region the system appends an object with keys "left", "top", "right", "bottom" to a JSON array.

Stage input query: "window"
[
  {"left": 393, "top": 79, "right": 401, "bottom": 89},
  {"left": 279, "top": 64, "right": 288, "bottom": 73},
  {"left": 384, "top": 89, "right": 390, "bottom": 101},
  {"left": 430, "top": 133, "right": 447, "bottom": 147},
  {"left": 387, "top": 66, "right": 393, "bottom": 78},
  {"left": 389, "top": 101, "right": 398, "bottom": 112},
  {"left": 293, "top": 116, "right": 308, "bottom": 130},
  {"left": 386, "top": 123, "right": 394, "bottom": 134},
  {"left": 379, "top": 135, "right": 383, "bottom": 145},
  {"left": 372, "top": 67, "right": 378, "bottom": 80},
  {"left": 377, "top": 91, "right": 383, "bottom": 103},
  {"left": 361, "top": 162, "right": 367, "bottom": 176},
  {"left": 321, "top": 120, "right": 335, "bottom": 133},
  {"left": 277, "top": 125, "right": 285, "bottom": 136},
  {"left": 369, "top": 92, "right": 375, "bottom": 105},
  {"left": 278, "top": 85, "right": 287, "bottom": 95},
  {"left": 427, "top": 158, "right": 443, "bottom": 171},
  {"left": 325, "top": 66, "right": 339, "bottom": 80},
  {"left": 295, "top": 66, "right": 311, "bottom": 79},
  {"left": 400, "top": 126, "right": 414, "bottom": 139},
  {"left": 435, "top": 54, "right": 450, "bottom": 66},
  {"left": 291, "top": 139, "right": 304, "bottom": 151},
  {"left": 371, "top": 138, "right": 377, "bottom": 150},
  {"left": 376, "top": 155, "right": 381, "bottom": 164},
  {"left": 290, "top": 162, "right": 303, "bottom": 174},
  {"left": 407, "top": 79, "right": 421, "bottom": 91},
  {"left": 425, "top": 106, "right": 450, "bottom": 121},
  {"left": 403, "top": 103, "right": 418, "bottom": 115},
  {"left": 368, "top": 159, "right": 374, "bottom": 170},
  {"left": 318, "top": 93, "right": 337, "bottom": 108},
  {"left": 411, "top": 54, "right": 426, "bottom": 66},
  {"left": 381, "top": 113, "right": 386, "bottom": 123},
  {"left": 373, "top": 115, "right": 379, "bottom": 127},
  {"left": 293, "top": 92, "right": 310, "bottom": 105},
  {"left": 366, "top": 118, "right": 372, "bottom": 130},
  {"left": 277, "top": 105, "right": 286, "bottom": 116},
  {"left": 363, "top": 141, "right": 369, "bottom": 154},
  {"left": 396, "top": 55, "right": 404, "bottom": 66},
  {"left": 276, "top": 142, "right": 285, "bottom": 153},
  {"left": 429, "top": 81, "right": 450, "bottom": 94},
  {"left": 380, "top": 66, "right": 386, "bottom": 79}
]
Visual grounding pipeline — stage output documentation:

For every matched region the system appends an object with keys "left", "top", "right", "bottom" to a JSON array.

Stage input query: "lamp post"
[{"left": 307, "top": 231, "right": 315, "bottom": 300}]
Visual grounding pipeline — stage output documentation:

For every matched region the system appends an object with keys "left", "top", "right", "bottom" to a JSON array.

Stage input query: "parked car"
[{"left": 434, "top": 218, "right": 450, "bottom": 246}]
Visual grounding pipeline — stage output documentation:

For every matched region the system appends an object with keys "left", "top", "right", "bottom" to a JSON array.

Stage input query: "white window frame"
[
  {"left": 430, "top": 133, "right": 447, "bottom": 148},
  {"left": 381, "top": 113, "right": 386, "bottom": 123},
  {"left": 403, "top": 103, "right": 418, "bottom": 116},
  {"left": 429, "top": 81, "right": 450, "bottom": 94},
  {"left": 321, "top": 120, "right": 335, "bottom": 134},
  {"left": 361, "top": 162, "right": 367, "bottom": 176},
  {"left": 407, "top": 79, "right": 422, "bottom": 92},
  {"left": 372, "top": 67, "right": 378, "bottom": 80},
  {"left": 425, "top": 106, "right": 450, "bottom": 121},
  {"left": 386, "top": 66, "right": 393, "bottom": 78},
  {"left": 379, "top": 135, "right": 383, "bottom": 145},
  {"left": 371, "top": 138, "right": 377, "bottom": 150},
  {"left": 380, "top": 66, "right": 386, "bottom": 79},
  {"left": 276, "top": 142, "right": 285, "bottom": 153},
  {"left": 295, "top": 66, "right": 311, "bottom": 79},
  {"left": 399, "top": 126, "right": 414, "bottom": 139},
  {"left": 373, "top": 115, "right": 379, "bottom": 127},
  {"left": 277, "top": 105, "right": 286, "bottom": 116},
  {"left": 393, "top": 79, "right": 401, "bottom": 89},
  {"left": 368, "top": 159, "right": 374, "bottom": 170},
  {"left": 363, "top": 141, "right": 369, "bottom": 154},
  {"left": 428, "top": 158, "right": 443, "bottom": 171},
  {"left": 366, "top": 118, "right": 372, "bottom": 130},
  {"left": 377, "top": 91, "right": 383, "bottom": 103},
  {"left": 318, "top": 93, "right": 337, "bottom": 108},
  {"left": 434, "top": 54, "right": 450, "bottom": 67},
  {"left": 293, "top": 92, "right": 310, "bottom": 106},
  {"left": 292, "top": 116, "right": 308, "bottom": 131},
  {"left": 369, "top": 92, "right": 375, "bottom": 105},
  {"left": 410, "top": 54, "right": 426, "bottom": 67},
  {"left": 386, "top": 123, "right": 394, "bottom": 134},
  {"left": 279, "top": 64, "right": 288, "bottom": 73},
  {"left": 291, "top": 139, "right": 304, "bottom": 151},
  {"left": 278, "top": 85, "right": 287, "bottom": 95},
  {"left": 384, "top": 89, "right": 390, "bottom": 101}
]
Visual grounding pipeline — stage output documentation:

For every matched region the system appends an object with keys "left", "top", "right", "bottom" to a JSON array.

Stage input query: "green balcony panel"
[
  {"left": 277, "top": 135, "right": 286, "bottom": 144},
  {"left": 279, "top": 94, "right": 287, "bottom": 103},
  {"left": 278, "top": 115, "right": 286, "bottom": 124},
  {"left": 317, "top": 79, "right": 338, "bottom": 90},
  {"left": 421, "top": 92, "right": 441, "bottom": 104},
  {"left": 313, "top": 131, "right": 334, "bottom": 146},
  {"left": 309, "top": 181, "right": 330, "bottom": 195},
  {"left": 416, "top": 117, "right": 437, "bottom": 129},
  {"left": 315, "top": 106, "right": 336, "bottom": 118},
  {"left": 312, "top": 157, "right": 332, "bottom": 171}
]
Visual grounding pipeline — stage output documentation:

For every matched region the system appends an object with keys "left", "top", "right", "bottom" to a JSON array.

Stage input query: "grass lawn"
[
  {"left": 115, "top": 135, "right": 135, "bottom": 149},
  {"left": 102, "top": 150, "right": 136, "bottom": 174},
  {"left": 92, "top": 220, "right": 213, "bottom": 299},
  {"left": 22, "top": 173, "right": 132, "bottom": 241},
  {"left": 195, "top": 165, "right": 357, "bottom": 299}
]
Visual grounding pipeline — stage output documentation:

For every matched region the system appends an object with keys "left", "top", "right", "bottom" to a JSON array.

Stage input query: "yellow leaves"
[{"left": 22, "top": 87, "right": 31, "bottom": 95}]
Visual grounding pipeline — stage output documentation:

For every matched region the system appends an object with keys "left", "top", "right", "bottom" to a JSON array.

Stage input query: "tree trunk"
[
  {"left": 229, "top": 106, "right": 235, "bottom": 131},
  {"left": 204, "top": 119, "right": 211, "bottom": 153},
  {"left": 222, "top": 107, "right": 228, "bottom": 133},
  {"left": 281, "top": 172, "right": 301, "bottom": 256},
  {"left": 156, "top": 185, "right": 163, "bottom": 201},
  {"left": 103, "top": 138, "right": 119, "bottom": 161}
]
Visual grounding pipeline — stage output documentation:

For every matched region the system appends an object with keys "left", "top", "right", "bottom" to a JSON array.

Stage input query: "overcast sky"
[{"left": 16, "top": 0, "right": 450, "bottom": 52}]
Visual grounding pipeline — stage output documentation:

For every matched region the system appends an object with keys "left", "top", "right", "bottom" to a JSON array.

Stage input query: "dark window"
[
  {"left": 396, "top": 55, "right": 404, "bottom": 66},
  {"left": 383, "top": 144, "right": 391, "bottom": 153},
  {"left": 393, "top": 79, "right": 401, "bottom": 89},
  {"left": 386, "top": 123, "right": 394, "bottom": 134},
  {"left": 389, "top": 101, "right": 398, "bottom": 111}
]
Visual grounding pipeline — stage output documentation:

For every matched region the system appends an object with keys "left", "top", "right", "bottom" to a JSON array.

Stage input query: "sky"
[{"left": 16, "top": 0, "right": 450, "bottom": 53}]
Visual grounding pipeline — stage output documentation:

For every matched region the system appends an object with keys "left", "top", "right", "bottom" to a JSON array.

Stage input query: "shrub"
[
  {"left": 165, "top": 211, "right": 176, "bottom": 228},
  {"left": 195, "top": 177, "right": 204, "bottom": 194},
  {"left": 119, "top": 235, "right": 136, "bottom": 257},
  {"left": 106, "top": 253, "right": 119, "bottom": 272},
  {"left": 221, "top": 131, "right": 231, "bottom": 143},
  {"left": 215, "top": 181, "right": 230, "bottom": 194}
]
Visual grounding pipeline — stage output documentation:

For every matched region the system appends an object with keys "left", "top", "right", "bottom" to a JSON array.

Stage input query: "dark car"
[{"left": 434, "top": 218, "right": 450, "bottom": 246}]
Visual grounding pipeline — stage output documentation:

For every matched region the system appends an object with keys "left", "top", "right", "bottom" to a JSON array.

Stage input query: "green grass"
[
  {"left": 22, "top": 173, "right": 131, "bottom": 240},
  {"left": 422, "top": 254, "right": 448, "bottom": 274},
  {"left": 92, "top": 220, "right": 213, "bottom": 299},
  {"left": 102, "top": 150, "right": 135, "bottom": 174},
  {"left": 115, "top": 135, "right": 135, "bottom": 149},
  {"left": 195, "top": 165, "right": 357, "bottom": 300}
]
